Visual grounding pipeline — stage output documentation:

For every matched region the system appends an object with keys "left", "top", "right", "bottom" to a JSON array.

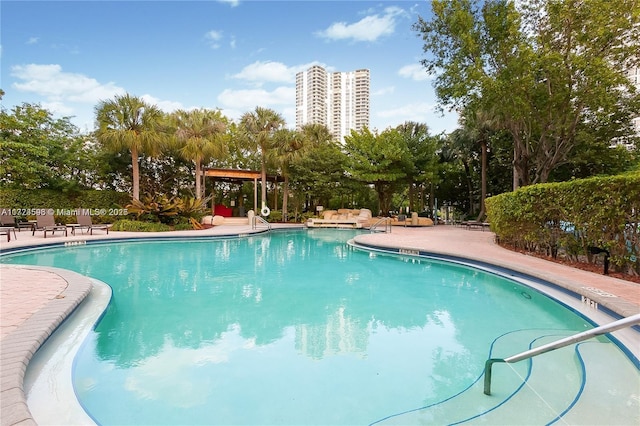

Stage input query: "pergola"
[{"left": 203, "top": 168, "right": 283, "bottom": 215}]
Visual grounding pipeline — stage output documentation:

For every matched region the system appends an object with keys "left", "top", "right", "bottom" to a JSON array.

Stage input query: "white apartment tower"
[{"left": 296, "top": 66, "right": 370, "bottom": 142}]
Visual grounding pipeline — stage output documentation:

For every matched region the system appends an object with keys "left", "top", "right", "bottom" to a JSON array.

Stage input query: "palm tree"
[
  {"left": 239, "top": 107, "right": 285, "bottom": 215},
  {"left": 463, "top": 109, "right": 497, "bottom": 221},
  {"left": 272, "top": 124, "right": 328, "bottom": 221},
  {"left": 445, "top": 128, "right": 477, "bottom": 217},
  {"left": 396, "top": 121, "right": 436, "bottom": 213},
  {"left": 171, "top": 108, "right": 228, "bottom": 199},
  {"left": 95, "top": 94, "right": 165, "bottom": 200}
]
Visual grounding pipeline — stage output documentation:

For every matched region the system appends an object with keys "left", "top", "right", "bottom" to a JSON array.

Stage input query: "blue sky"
[{"left": 1, "top": 0, "right": 459, "bottom": 135}]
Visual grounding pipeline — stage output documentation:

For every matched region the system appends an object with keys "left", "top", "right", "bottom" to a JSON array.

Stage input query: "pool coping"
[
  {"left": 0, "top": 266, "right": 92, "bottom": 426},
  {"left": 1, "top": 225, "right": 638, "bottom": 425}
]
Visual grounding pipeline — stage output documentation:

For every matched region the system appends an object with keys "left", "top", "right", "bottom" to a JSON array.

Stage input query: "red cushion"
[{"left": 213, "top": 204, "right": 233, "bottom": 217}]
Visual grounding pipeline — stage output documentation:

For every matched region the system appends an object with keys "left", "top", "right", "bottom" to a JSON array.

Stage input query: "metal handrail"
[
  {"left": 370, "top": 217, "right": 391, "bottom": 233},
  {"left": 252, "top": 215, "right": 271, "bottom": 231},
  {"left": 484, "top": 313, "right": 640, "bottom": 395}
]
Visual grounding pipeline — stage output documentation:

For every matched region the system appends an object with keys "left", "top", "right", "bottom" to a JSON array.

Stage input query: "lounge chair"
[
  {"left": 0, "top": 227, "right": 17, "bottom": 242},
  {"left": 306, "top": 209, "right": 363, "bottom": 229},
  {"left": 75, "top": 212, "right": 110, "bottom": 235},
  {"left": 32, "top": 214, "right": 68, "bottom": 238},
  {"left": 0, "top": 210, "right": 35, "bottom": 232}
]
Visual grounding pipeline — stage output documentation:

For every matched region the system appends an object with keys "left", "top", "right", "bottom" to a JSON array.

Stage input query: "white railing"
[
  {"left": 369, "top": 217, "right": 391, "bottom": 233},
  {"left": 252, "top": 215, "right": 271, "bottom": 231},
  {"left": 483, "top": 313, "right": 640, "bottom": 395}
]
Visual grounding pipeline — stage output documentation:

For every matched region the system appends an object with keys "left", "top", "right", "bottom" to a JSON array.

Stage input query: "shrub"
[
  {"left": 486, "top": 172, "right": 640, "bottom": 274},
  {"left": 111, "top": 220, "right": 172, "bottom": 232}
]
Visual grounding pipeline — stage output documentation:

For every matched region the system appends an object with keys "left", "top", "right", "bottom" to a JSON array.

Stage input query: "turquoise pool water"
[{"left": 3, "top": 229, "right": 638, "bottom": 425}]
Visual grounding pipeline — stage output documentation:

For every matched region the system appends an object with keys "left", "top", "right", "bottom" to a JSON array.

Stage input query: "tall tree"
[
  {"left": 444, "top": 128, "right": 478, "bottom": 216},
  {"left": 272, "top": 124, "right": 330, "bottom": 221},
  {"left": 171, "top": 108, "right": 228, "bottom": 199},
  {"left": 343, "top": 127, "right": 411, "bottom": 215},
  {"left": 272, "top": 129, "right": 305, "bottom": 222},
  {"left": 461, "top": 108, "right": 498, "bottom": 220},
  {"left": 395, "top": 121, "right": 439, "bottom": 212},
  {"left": 414, "top": 0, "right": 640, "bottom": 189},
  {"left": 239, "top": 107, "right": 285, "bottom": 215},
  {"left": 0, "top": 103, "right": 90, "bottom": 190},
  {"left": 95, "top": 94, "right": 165, "bottom": 200}
]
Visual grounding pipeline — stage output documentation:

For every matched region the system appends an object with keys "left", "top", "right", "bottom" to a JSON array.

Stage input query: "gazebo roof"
[{"left": 203, "top": 168, "right": 283, "bottom": 182}]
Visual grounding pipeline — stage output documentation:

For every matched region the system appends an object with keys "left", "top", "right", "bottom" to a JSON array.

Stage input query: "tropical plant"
[
  {"left": 95, "top": 94, "right": 166, "bottom": 200},
  {"left": 239, "top": 107, "right": 285, "bottom": 215},
  {"left": 395, "top": 121, "right": 439, "bottom": 213},
  {"left": 343, "top": 127, "right": 412, "bottom": 215},
  {"left": 272, "top": 124, "right": 328, "bottom": 221},
  {"left": 126, "top": 193, "right": 181, "bottom": 224},
  {"left": 171, "top": 108, "right": 228, "bottom": 199},
  {"left": 414, "top": 0, "right": 640, "bottom": 188},
  {"left": 0, "top": 103, "right": 92, "bottom": 191}
]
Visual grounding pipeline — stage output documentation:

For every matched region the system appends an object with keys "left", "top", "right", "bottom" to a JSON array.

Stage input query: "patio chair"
[
  {"left": 0, "top": 210, "right": 35, "bottom": 232},
  {"left": 0, "top": 227, "right": 17, "bottom": 242},
  {"left": 33, "top": 214, "right": 68, "bottom": 238},
  {"left": 76, "top": 212, "right": 110, "bottom": 235}
]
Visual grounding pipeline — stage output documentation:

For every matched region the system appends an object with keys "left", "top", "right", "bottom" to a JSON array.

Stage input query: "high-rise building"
[{"left": 296, "top": 66, "right": 370, "bottom": 142}]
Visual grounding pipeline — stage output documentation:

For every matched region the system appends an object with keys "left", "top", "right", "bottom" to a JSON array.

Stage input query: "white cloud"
[
  {"left": 231, "top": 60, "right": 326, "bottom": 85},
  {"left": 41, "top": 101, "right": 74, "bottom": 116},
  {"left": 26, "top": 37, "right": 39, "bottom": 45},
  {"left": 375, "top": 102, "right": 459, "bottom": 134},
  {"left": 205, "top": 30, "right": 223, "bottom": 49},
  {"left": 217, "top": 86, "right": 296, "bottom": 126},
  {"left": 140, "top": 94, "right": 185, "bottom": 112},
  {"left": 217, "top": 86, "right": 294, "bottom": 109},
  {"left": 232, "top": 61, "right": 295, "bottom": 83},
  {"left": 11, "top": 64, "right": 125, "bottom": 103},
  {"left": 316, "top": 6, "right": 406, "bottom": 42},
  {"left": 398, "top": 63, "right": 431, "bottom": 81}
]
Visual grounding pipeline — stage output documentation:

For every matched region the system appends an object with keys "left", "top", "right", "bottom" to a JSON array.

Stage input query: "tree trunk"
[
  {"left": 260, "top": 150, "right": 267, "bottom": 209},
  {"left": 408, "top": 183, "right": 415, "bottom": 213},
  {"left": 282, "top": 177, "right": 289, "bottom": 222},
  {"left": 462, "top": 161, "right": 474, "bottom": 216},
  {"left": 476, "top": 140, "right": 487, "bottom": 221},
  {"left": 273, "top": 182, "right": 278, "bottom": 211},
  {"left": 195, "top": 160, "right": 202, "bottom": 199},
  {"left": 131, "top": 146, "right": 140, "bottom": 201}
]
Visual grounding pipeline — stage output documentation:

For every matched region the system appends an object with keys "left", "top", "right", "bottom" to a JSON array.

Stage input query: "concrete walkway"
[{"left": 0, "top": 224, "right": 638, "bottom": 426}]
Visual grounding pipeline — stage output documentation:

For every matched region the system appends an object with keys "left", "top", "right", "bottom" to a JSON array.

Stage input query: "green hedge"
[
  {"left": 110, "top": 220, "right": 172, "bottom": 232},
  {"left": 0, "top": 189, "right": 130, "bottom": 224},
  {"left": 485, "top": 172, "right": 640, "bottom": 274}
]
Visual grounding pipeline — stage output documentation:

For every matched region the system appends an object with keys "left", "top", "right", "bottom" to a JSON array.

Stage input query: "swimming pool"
[{"left": 3, "top": 229, "right": 639, "bottom": 424}]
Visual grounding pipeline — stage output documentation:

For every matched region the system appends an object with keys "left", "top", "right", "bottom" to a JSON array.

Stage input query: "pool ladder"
[
  {"left": 483, "top": 313, "right": 640, "bottom": 395},
  {"left": 369, "top": 217, "right": 392, "bottom": 233},
  {"left": 252, "top": 215, "right": 271, "bottom": 231}
]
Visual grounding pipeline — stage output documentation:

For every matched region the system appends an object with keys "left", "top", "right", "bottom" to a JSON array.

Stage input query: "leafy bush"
[
  {"left": 173, "top": 223, "right": 196, "bottom": 231},
  {"left": 125, "top": 193, "right": 208, "bottom": 227},
  {"left": 486, "top": 172, "right": 640, "bottom": 274},
  {"left": 126, "top": 194, "right": 180, "bottom": 224},
  {"left": 111, "top": 220, "right": 172, "bottom": 232}
]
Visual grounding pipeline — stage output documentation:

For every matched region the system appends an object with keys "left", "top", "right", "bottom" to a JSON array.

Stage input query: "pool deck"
[{"left": 1, "top": 224, "right": 639, "bottom": 426}]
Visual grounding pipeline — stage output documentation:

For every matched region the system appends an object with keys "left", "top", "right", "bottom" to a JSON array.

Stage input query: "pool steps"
[{"left": 372, "top": 329, "right": 639, "bottom": 425}]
